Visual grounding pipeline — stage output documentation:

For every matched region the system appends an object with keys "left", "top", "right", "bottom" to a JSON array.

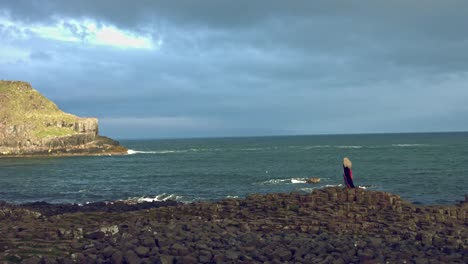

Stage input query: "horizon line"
[{"left": 113, "top": 130, "right": 468, "bottom": 141}]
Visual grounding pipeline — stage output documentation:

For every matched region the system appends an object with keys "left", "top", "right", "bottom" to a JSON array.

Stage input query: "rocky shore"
[{"left": 0, "top": 187, "right": 466, "bottom": 263}]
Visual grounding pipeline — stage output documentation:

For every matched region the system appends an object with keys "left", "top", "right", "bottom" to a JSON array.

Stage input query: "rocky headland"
[
  {"left": 0, "top": 187, "right": 466, "bottom": 263},
  {"left": 0, "top": 81, "right": 127, "bottom": 157}
]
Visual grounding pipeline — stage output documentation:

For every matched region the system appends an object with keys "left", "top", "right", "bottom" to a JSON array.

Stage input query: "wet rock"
[
  {"left": 198, "top": 250, "right": 213, "bottom": 263},
  {"left": 70, "top": 240, "right": 83, "bottom": 250},
  {"left": 0, "top": 187, "right": 465, "bottom": 263},
  {"left": 70, "top": 253, "right": 85, "bottom": 262},
  {"left": 85, "top": 230, "right": 105, "bottom": 240},
  {"left": 100, "top": 225, "right": 119, "bottom": 235},
  {"left": 124, "top": 250, "right": 140, "bottom": 264},
  {"left": 170, "top": 243, "right": 190, "bottom": 256},
  {"left": 176, "top": 255, "right": 198, "bottom": 264},
  {"left": 306, "top": 178, "right": 321, "bottom": 184},
  {"left": 102, "top": 246, "right": 115, "bottom": 259},
  {"left": 160, "top": 255, "right": 174, "bottom": 264},
  {"left": 135, "top": 246, "right": 150, "bottom": 257},
  {"left": 141, "top": 236, "right": 157, "bottom": 248},
  {"left": 225, "top": 250, "right": 239, "bottom": 261},
  {"left": 22, "top": 257, "right": 41, "bottom": 264},
  {"left": 111, "top": 251, "right": 123, "bottom": 264}
]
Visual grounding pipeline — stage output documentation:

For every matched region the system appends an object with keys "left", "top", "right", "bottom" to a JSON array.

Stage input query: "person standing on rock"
[{"left": 343, "top": 157, "right": 355, "bottom": 188}]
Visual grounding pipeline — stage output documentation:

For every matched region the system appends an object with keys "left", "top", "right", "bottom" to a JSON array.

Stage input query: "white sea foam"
[
  {"left": 261, "top": 178, "right": 291, "bottom": 185},
  {"left": 336, "top": 146, "right": 363, "bottom": 149},
  {"left": 288, "top": 145, "right": 331, "bottom": 150},
  {"left": 261, "top": 178, "right": 308, "bottom": 185},
  {"left": 127, "top": 149, "right": 187, "bottom": 155},
  {"left": 298, "top": 187, "right": 317, "bottom": 192},
  {"left": 127, "top": 148, "right": 226, "bottom": 155},
  {"left": 122, "top": 193, "right": 183, "bottom": 203},
  {"left": 392, "top": 144, "right": 428, "bottom": 147},
  {"left": 358, "top": 185, "right": 376, "bottom": 189},
  {"left": 325, "top": 184, "right": 343, "bottom": 187},
  {"left": 291, "top": 178, "right": 307, "bottom": 184},
  {"left": 242, "top": 147, "right": 267, "bottom": 151},
  {"left": 226, "top": 195, "right": 239, "bottom": 198}
]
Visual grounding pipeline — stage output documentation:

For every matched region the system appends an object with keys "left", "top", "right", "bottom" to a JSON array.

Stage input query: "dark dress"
[{"left": 343, "top": 166, "right": 355, "bottom": 188}]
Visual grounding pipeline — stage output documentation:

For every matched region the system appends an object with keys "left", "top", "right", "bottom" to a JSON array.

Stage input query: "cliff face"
[{"left": 0, "top": 81, "right": 127, "bottom": 156}]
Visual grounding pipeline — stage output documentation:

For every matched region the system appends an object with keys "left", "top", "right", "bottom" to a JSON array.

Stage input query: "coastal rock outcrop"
[
  {"left": 0, "top": 187, "right": 466, "bottom": 263},
  {"left": 306, "top": 177, "right": 321, "bottom": 184},
  {"left": 0, "top": 80, "right": 127, "bottom": 156}
]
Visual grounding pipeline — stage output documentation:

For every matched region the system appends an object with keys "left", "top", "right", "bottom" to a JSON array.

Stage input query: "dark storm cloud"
[{"left": 1, "top": 1, "right": 468, "bottom": 138}]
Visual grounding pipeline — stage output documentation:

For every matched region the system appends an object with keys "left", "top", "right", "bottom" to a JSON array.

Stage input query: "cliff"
[{"left": 0, "top": 80, "right": 127, "bottom": 156}]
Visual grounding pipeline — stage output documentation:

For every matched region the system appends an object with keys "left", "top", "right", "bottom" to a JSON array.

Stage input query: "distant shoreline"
[{"left": 0, "top": 150, "right": 128, "bottom": 158}]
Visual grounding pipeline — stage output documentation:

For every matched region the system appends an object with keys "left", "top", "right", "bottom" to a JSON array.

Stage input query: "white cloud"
[{"left": 0, "top": 15, "right": 160, "bottom": 50}]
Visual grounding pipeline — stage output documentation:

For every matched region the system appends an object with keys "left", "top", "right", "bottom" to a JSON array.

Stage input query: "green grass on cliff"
[{"left": 0, "top": 81, "right": 79, "bottom": 139}]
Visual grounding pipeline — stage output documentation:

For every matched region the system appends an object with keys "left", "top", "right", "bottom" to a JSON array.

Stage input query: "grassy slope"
[{"left": 0, "top": 81, "right": 80, "bottom": 139}]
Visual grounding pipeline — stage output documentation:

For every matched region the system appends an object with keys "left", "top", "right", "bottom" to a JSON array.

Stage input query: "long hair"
[{"left": 343, "top": 157, "right": 352, "bottom": 168}]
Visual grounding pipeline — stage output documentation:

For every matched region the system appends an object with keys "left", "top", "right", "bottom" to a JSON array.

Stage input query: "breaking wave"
[
  {"left": 121, "top": 193, "right": 183, "bottom": 203},
  {"left": 261, "top": 178, "right": 309, "bottom": 185},
  {"left": 127, "top": 149, "right": 188, "bottom": 155},
  {"left": 391, "top": 144, "right": 430, "bottom": 147}
]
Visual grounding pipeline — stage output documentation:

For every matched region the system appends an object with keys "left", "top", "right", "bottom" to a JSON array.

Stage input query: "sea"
[{"left": 0, "top": 132, "right": 467, "bottom": 205}]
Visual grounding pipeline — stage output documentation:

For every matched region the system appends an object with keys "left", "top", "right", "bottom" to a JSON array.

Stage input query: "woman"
[{"left": 343, "top": 157, "right": 355, "bottom": 188}]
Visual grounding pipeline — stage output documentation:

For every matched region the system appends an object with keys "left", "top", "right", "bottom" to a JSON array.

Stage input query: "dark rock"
[
  {"left": 212, "top": 254, "right": 227, "bottom": 263},
  {"left": 22, "top": 257, "right": 41, "bottom": 264},
  {"left": 70, "top": 253, "right": 85, "bottom": 262},
  {"left": 198, "top": 250, "right": 212, "bottom": 263},
  {"left": 160, "top": 255, "right": 174, "bottom": 264},
  {"left": 306, "top": 178, "right": 321, "bottom": 184},
  {"left": 141, "top": 236, "right": 157, "bottom": 247},
  {"left": 85, "top": 231, "right": 105, "bottom": 240},
  {"left": 148, "top": 255, "right": 162, "bottom": 264},
  {"left": 102, "top": 246, "right": 115, "bottom": 259},
  {"left": 41, "top": 257, "right": 58, "bottom": 264},
  {"left": 124, "top": 250, "right": 140, "bottom": 264},
  {"left": 0, "top": 187, "right": 466, "bottom": 263},
  {"left": 170, "top": 243, "right": 190, "bottom": 256},
  {"left": 135, "top": 246, "right": 150, "bottom": 257},
  {"left": 368, "top": 237, "right": 383, "bottom": 247},
  {"left": 176, "top": 255, "right": 198, "bottom": 264},
  {"left": 111, "top": 251, "right": 123, "bottom": 264},
  {"left": 273, "top": 247, "right": 292, "bottom": 261},
  {"left": 225, "top": 250, "right": 239, "bottom": 261},
  {"left": 70, "top": 240, "right": 83, "bottom": 250}
]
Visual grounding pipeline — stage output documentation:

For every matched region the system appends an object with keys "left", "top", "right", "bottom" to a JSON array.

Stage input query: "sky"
[{"left": 1, "top": 1, "right": 468, "bottom": 139}]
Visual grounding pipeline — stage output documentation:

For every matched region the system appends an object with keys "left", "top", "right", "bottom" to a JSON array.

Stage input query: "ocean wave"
[
  {"left": 324, "top": 184, "right": 343, "bottom": 187},
  {"left": 336, "top": 146, "right": 363, "bottom": 149},
  {"left": 358, "top": 184, "right": 376, "bottom": 189},
  {"left": 241, "top": 147, "right": 271, "bottom": 151},
  {"left": 127, "top": 149, "right": 188, "bottom": 155},
  {"left": 127, "top": 148, "right": 226, "bottom": 155},
  {"left": 288, "top": 145, "right": 331, "bottom": 150},
  {"left": 261, "top": 178, "right": 290, "bottom": 185},
  {"left": 121, "top": 193, "right": 183, "bottom": 203},
  {"left": 291, "top": 178, "right": 307, "bottom": 184},
  {"left": 261, "top": 178, "right": 308, "bottom": 185},
  {"left": 298, "top": 187, "right": 317, "bottom": 192},
  {"left": 391, "top": 144, "right": 429, "bottom": 147}
]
